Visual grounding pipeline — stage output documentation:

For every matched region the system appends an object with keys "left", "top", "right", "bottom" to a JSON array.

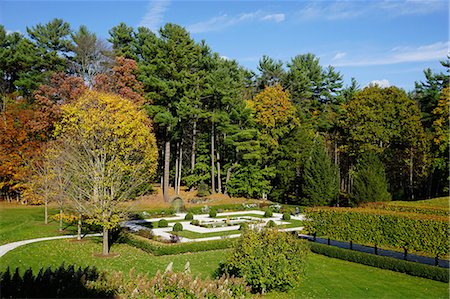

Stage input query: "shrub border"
[{"left": 309, "top": 242, "right": 449, "bottom": 283}]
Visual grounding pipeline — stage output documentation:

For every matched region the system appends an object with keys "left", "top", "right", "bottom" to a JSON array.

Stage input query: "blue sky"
[{"left": 1, "top": 0, "right": 448, "bottom": 90}]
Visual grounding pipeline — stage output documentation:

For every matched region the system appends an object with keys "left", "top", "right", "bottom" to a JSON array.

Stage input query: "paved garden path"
[{"left": 0, "top": 234, "right": 102, "bottom": 258}]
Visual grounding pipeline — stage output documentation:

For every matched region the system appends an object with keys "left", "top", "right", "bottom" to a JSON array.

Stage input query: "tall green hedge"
[
  {"left": 305, "top": 207, "right": 449, "bottom": 256},
  {"left": 363, "top": 202, "right": 449, "bottom": 216}
]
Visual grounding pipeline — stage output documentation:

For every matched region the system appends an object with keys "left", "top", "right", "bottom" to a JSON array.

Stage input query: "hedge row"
[
  {"left": 363, "top": 202, "right": 449, "bottom": 216},
  {"left": 305, "top": 207, "right": 449, "bottom": 256},
  {"left": 124, "top": 233, "right": 233, "bottom": 255},
  {"left": 309, "top": 242, "right": 449, "bottom": 283}
]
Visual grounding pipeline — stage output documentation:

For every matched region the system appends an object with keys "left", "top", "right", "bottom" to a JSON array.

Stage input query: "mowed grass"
[
  {"left": 174, "top": 229, "right": 241, "bottom": 239},
  {"left": 0, "top": 204, "right": 77, "bottom": 245},
  {"left": 390, "top": 196, "right": 449, "bottom": 208},
  {"left": 0, "top": 238, "right": 447, "bottom": 298}
]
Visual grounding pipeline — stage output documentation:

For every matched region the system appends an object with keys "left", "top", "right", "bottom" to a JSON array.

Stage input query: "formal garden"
[{"left": 0, "top": 10, "right": 449, "bottom": 298}]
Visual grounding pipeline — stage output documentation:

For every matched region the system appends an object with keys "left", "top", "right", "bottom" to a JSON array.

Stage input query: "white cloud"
[
  {"left": 333, "top": 41, "right": 449, "bottom": 67},
  {"left": 6, "top": 29, "right": 21, "bottom": 35},
  {"left": 139, "top": 0, "right": 171, "bottom": 31},
  {"left": 296, "top": 0, "right": 446, "bottom": 21},
  {"left": 368, "top": 79, "right": 391, "bottom": 88},
  {"left": 187, "top": 11, "right": 285, "bottom": 33},
  {"left": 261, "top": 13, "right": 285, "bottom": 23},
  {"left": 332, "top": 52, "right": 347, "bottom": 60}
]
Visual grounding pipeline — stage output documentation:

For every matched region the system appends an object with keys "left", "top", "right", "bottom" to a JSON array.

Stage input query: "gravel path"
[{"left": 0, "top": 234, "right": 102, "bottom": 258}]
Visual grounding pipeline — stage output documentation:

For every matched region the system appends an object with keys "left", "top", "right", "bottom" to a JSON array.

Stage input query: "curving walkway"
[{"left": 0, "top": 234, "right": 102, "bottom": 258}]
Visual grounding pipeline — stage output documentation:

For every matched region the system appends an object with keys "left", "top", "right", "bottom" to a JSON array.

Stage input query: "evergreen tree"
[
  {"left": 351, "top": 152, "right": 391, "bottom": 205},
  {"left": 301, "top": 141, "right": 339, "bottom": 206}
]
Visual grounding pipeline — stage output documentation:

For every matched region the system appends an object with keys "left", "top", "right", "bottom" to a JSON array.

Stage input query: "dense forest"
[{"left": 0, "top": 19, "right": 448, "bottom": 206}]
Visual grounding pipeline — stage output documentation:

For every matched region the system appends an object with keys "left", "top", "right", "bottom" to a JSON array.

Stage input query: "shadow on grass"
[{"left": 0, "top": 264, "right": 113, "bottom": 298}]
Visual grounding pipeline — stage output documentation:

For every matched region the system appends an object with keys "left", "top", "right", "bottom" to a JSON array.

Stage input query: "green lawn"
[
  {"left": 0, "top": 238, "right": 447, "bottom": 298},
  {"left": 216, "top": 213, "right": 264, "bottom": 218},
  {"left": 0, "top": 204, "right": 77, "bottom": 245},
  {"left": 390, "top": 196, "right": 449, "bottom": 208}
]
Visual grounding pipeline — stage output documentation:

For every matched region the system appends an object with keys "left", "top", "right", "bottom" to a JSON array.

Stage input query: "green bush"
[
  {"left": 264, "top": 209, "right": 273, "bottom": 218},
  {"left": 209, "top": 209, "right": 217, "bottom": 218},
  {"left": 158, "top": 219, "right": 168, "bottom": 228},
  {"left": 239, "top": 223, "right": 249, "bottom": 231},
  {"left": 197, "top": 181, "right": 210, "bottom": 197},
  {"left": 218, "top": 229, "right": 309, "bottom": 293},
  {"left": 190, "top": 219, "right": 200, "bottom": 226},
  {"left": 173, "top": 222, "right": 183, "bottom": 232},
  {"left": 184, "top": 212, "right": 194, "bottom": 220},
  {"left": 266, "top": 220, "right": 276, "bottom": 228},
  {"left": 135, "top": 229, "right": 153, "bottom": 239},
  {"left": 305, "top": 207, "right": 449, "bottom": 256},
  {"left": 282, "top": 212, "right": 291, "bottom": 220},
  {"left": 124, "top": 233, "right": 233, "bottom": 256},
  {"left": 309, "top": 242, "right": 449, "bottom": 283}
]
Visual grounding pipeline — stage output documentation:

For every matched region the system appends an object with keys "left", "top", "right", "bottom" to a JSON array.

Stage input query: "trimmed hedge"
[
  {"left": 158, "top": 219, "right": 168, "bottom": 228},
  {"left": 209, "top": 209, "right": 217, "bottom": 218},
  {"left": 363, "top": 202, "right": 449, "bottom": 216},
  {"left": 305, "top": 207, "right": 449, "bottom": 256},
  {"left": 282, "top": 212, "right": 291, "bottom": 220},
  {"left": 264, "top": 209, "right": 273, "bottom": 218},
  {"left": 125, "top": 233, "right": 233, "bottom": 255},
  {"left": 309, "top": 242, "right": 449, "bottom": 283},
  {"left": 184, "top": 212, "right": 194, "bottom": 220},
  {"left": 173, "top": 222, "right": 183, "bottom": 232}
]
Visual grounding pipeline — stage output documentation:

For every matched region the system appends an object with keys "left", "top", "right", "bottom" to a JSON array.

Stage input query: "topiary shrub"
[
  {"left": 218, "top": 229, "right": 309, "bottom": 293},
  {"left": 239, "top": 223, "right": 249, "bottom": 231},
  {"left": 209, "top": 209, "right": 217, "bottom": 218},
  {"left": 266, "top": 220, "right": 276, "bottom": 228},
  {"left": 184, "top": 212, "right": 194, "bottom": 220},
  {"left": 190, "top": 219, "right": 200, "bottom": 226},
  {"left": 264, "top": 209, "right": 273, "bottom": 218},
  {"left": 173, "top": 222, "right": 183, "bottom": 232},
  {"left": 158, "top": 219, "right": 168, "bottom": 228},
  {"left": 282, "top": 212, "right": 291, "bottom": 220}
]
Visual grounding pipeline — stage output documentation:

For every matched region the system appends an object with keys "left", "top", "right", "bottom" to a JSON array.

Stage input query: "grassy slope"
[
  {"left": 0, "top": 204, "right": 77, "bottom": 245},
  {"left": 389, "top": 196, "right": 449, "bottom": 208},
  {"left": 0, "top": 239, "right": 447, "bottom": 298}
]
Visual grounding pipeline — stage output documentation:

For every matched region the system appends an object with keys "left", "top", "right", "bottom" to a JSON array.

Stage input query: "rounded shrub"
[
  {"left": 264, "top": 209, "right": 273, "bottom": 218},
  {"left": 282, "top": 212, "right": 291, "bottom": 220},
  {"left": 219, "top": 229, "right": 309, "bottom": 293},
  {"left": 173, "top": 222, "right": 183, "bottom": 232},
  {"left": 266, "top": 220, "right": 276, "bottom": 228},
  {"left": 209, "top": 209, "right": 217, "bottom": 218},
  {"left": 185, "top": 212, "right": 194, "bottom": 220},
  {"left": 158, "top": 219, "right": 168, "bottom": 228},
  {"left": 239, "top": 223, "right": 249, "bottom": 231},
  {"left": 190, "top": 219, "right": 200, "bottom": 226}
]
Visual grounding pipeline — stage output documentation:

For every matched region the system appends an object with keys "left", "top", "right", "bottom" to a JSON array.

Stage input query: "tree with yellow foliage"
[{"left": 56, "top": 91, "right": 158, "bottom": 255}]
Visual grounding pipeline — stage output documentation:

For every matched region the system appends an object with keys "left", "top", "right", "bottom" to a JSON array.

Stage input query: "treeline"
[{"left": 0, "top": 19, "right": 448, "bottom": 205}]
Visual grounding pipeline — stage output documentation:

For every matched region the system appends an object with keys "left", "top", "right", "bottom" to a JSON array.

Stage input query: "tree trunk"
[
  {"left": 77, "top": 213, "right": 82, "bottom": 241},
  {"left": 177, "top": 142, "right": 183, "bottom": 195},
  {"left": 216, "top": 148, "right": 222, "bottom": 194},
  {"left": 211, "top": 123, "right": 216, "bottom": 194},
  {"left": 163, "top": 129, "right": 171, "bottom": 202},
  {"left": 59, "top": 208, "right": 63, "bottom": 232},
  {"left": 174, "top": 142, "right": 179, "bottom": 195},
  {"left": 224, "top": 163, "right": 238, "bottom": 196},
  {"left": 191, "top": 120, "right": 197, "bottom": 173},
  {"left": 44, "top": 200, "right": 48, "bottom": 225},
  {"left": 102, "top": 227, "right": 109, "bottom": 255}
]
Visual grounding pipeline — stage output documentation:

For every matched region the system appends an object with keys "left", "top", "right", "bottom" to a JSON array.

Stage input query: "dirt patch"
[{"left": 92, "top": 253, "right": 120, "bottom": 258}]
